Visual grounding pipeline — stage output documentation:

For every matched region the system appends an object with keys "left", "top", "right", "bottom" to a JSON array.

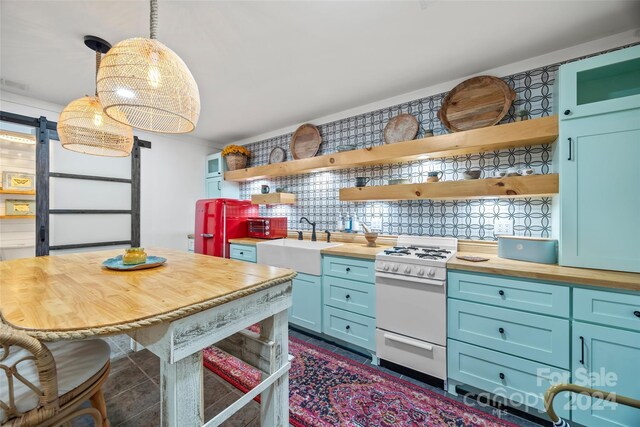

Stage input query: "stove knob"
[
  {"left": 427, "top": 269, "right": 436, "bottom": 277},
  {"left": 392, "top": 264, "right": 399, "bottom": 272},
  {"left": 383, "top": 263, "right": 390, "bottom": 271},
  {"left": 417, "top": 268, "right": 425, "bottom": 276},
  {"left": 404, "top": 266, "right": 411, "bottom": 274}
]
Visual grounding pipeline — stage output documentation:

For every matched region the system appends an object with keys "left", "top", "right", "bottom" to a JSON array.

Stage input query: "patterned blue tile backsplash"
[{"left": 237, "top": 45, "right": 629, "bottom": 240}]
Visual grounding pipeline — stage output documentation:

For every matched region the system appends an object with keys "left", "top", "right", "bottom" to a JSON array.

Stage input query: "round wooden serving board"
[
  {"left": 290, "top": 124, "right": 321, "bottom": 159},
  {"left": 438, "top": 75, "right": 516, "bottom": 132},
  {"left": 383, "top": 113, "right": 419, "bottom": 144}
]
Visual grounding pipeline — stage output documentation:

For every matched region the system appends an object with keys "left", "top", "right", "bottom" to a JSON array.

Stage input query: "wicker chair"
[{"left": 0, "top": 324, "right": 111, "bottom": 426}]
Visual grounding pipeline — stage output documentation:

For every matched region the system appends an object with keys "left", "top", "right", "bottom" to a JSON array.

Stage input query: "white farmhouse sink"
[{"left": 257, "top": 239, "right": 342, "bottom": 275}]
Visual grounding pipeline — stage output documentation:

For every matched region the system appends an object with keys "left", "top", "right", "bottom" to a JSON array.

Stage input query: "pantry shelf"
[
  {"left": 339, "top": 174, "right": 559, "bottom": 202},
  {"left": 0, "top": 189, "right": 36, "bottom": 195},
  {"left": 225, "top": 116, "right": 558, "bottom": 182}
]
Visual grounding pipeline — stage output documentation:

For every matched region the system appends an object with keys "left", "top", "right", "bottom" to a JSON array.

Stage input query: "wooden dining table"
[{"left": 0, "top": 248, "right": 296, "bottom": 427}]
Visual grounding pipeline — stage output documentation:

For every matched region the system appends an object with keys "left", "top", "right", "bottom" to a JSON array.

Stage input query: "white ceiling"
[{"left": 1, "top": 1, "right": 639, "bottom": 145}]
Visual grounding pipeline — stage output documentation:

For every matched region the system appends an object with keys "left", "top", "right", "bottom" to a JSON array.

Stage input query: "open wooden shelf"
[
  {"left": 225, "top": 116, "right": 558, "bottom": 182},
  {"left": 0, "top": 215, "right": 35, "bottom": 219},
  {"left": 0, "top": 189, "right": 36, "bottom": 195},
  {"left": 339, "top": 174, "right": 559, "bottom": 202},
  {"left": 251, "top": 192, "right": 296, "bottom": 205}
]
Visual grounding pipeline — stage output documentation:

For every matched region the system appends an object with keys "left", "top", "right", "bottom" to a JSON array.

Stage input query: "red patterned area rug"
[{"left": 203, "top": 336, "right": 518, "bottom": 427}]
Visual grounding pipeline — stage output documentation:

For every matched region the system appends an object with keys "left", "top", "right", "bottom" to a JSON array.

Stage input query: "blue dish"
[{"left": 102, "top": 255, "right": 167, "bottom": 271}]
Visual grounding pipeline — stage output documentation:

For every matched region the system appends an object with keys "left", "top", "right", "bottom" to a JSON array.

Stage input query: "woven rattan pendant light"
[
  {"left": 96, "top": 0, "right": 200, "bottom": 134},
  {"left": 58, "top": 36, "right": 134, "bottom": 157}
]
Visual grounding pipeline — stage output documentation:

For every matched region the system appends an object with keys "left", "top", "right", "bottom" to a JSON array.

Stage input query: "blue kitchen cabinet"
[
  {"left": 572, "top": 322, "right": 640, "bottom": 427},
  {"left": 321, "top": 255, "right": 376, "bottom": 352},
  {"left": 557, "top": 44, "right": 640, "bottom": 120},
  {"left": 290, "top": 272, "right": 322, "bottom": 333},
  {"left": 557, "top": 45, "right": 640, "bottom": 273},
  {"left": 558, "top": 109, "right": 640, "bottom": 272},
  {"left": 229, "top": 244, "right": 256, "bottom": 263}
]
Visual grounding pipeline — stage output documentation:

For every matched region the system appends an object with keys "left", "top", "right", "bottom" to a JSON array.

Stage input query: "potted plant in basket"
[{"left": 221, "top": 145, "right": 251, "bottom": 171}]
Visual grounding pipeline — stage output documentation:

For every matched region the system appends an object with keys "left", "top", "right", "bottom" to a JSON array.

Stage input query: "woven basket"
[{"left": 225, "top": 154, "right": 248, "bottom": 171}]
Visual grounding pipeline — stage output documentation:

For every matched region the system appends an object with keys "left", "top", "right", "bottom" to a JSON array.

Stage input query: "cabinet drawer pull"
[
  {"left": 383, "top": 333, "right": 433, "bottom": 351},
  {"left": 498, "top": 327, "right": 505, "bottom": 334},
  {"left": 499, "top": 372, "right": 505, "bottom": 380},
  {"left": 579, "top": 336, "right": 585, "bottom": 365},
  {"left": 563, "top": 109, "right": 571, "bottom": 116},
  {"left": 345, "top": 294, "right": 351, "bottom": 300},
  {"left": 345, "top": 325, "right": 351, "bottom": 331},
  {"left": 634, "top": 311, "right": 640, "bottom": 318},
  {"left": 239, "top": 251, "right": 244, "bottom": 255},
  {"left": 346, "top": 267, "right": 351, "bottom": 272},
  {"left": 498, "top": 290, "right": 505, "bottom": 296}
]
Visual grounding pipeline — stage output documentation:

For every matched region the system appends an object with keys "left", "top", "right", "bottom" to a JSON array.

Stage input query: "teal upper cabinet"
[
  {"left": 558, "top": 45, "right": 640, "bottom": 120},
  {"left": 558, "top": 45, "right": 640, "bottom": 273},
  {"left": 558, "top": 109, "right": 640, "bottom": 272},
  {"left": 206, "top": 153, "right": 223, "bottom": 178}
]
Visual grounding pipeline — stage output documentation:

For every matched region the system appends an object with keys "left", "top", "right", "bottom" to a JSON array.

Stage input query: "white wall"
[
  {"left": 0, "top": 92, "right": 219, "bottom": 252},
  {"left": 231, "top": 28, "right": 640, "bottom": 146}
]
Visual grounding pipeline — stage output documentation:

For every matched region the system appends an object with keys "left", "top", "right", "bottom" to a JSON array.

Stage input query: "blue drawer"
[
  {"left": 322, "top": 255, "right": 375, "bottom": 284},
  {"left": 574, "top": 288, "right": 640, "bottom": 331},
  {"left": 323, "top": 275, "right": 375, "bottom": 318},
  {"left": 448, "top": 271, "right": 570, "bottom": 318},
  {"left": 229, "top": 244, "right": 256, "bottom": 263},
  {"left": 323, "top": 305, "right": 376, "bottom": 351},
  {"left": 448, "top": 299, "right": 570, "bottom": 369},
  {"left": 290, "top": 273, "right": 322, "bottom": 333},
  {"left": 448, "top": 339, "right": 571, "bottom": 419}
]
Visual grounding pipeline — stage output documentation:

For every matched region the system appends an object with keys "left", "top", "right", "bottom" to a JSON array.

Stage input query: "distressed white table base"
[{"left": 129, "top": 281, "right": 292, "bottom": 427}]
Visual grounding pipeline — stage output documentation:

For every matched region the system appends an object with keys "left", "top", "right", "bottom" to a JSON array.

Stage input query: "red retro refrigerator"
[{"left": 195, "top": 198, "right": 258, "bottom": 258}]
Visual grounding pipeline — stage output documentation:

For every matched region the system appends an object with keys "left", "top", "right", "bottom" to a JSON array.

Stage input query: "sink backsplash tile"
[{"left": 238, "top": 43, "right": 636, "bottom": 241}]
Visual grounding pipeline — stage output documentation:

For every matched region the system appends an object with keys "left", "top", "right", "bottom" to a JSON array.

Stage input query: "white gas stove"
[
  {"left": 375, "top": 236, "right": 457, "bottom": 283},
  {"left": 375, "top": 235, "right": 457, "bottom": 383}
]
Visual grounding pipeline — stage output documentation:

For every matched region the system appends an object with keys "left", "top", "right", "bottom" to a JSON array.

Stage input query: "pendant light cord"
[
  {"left": 150, "top": 0, "right": 158, "bottom": 40},
  {"left": 95, "top": 49, "right": 101, "bottom": 96}
]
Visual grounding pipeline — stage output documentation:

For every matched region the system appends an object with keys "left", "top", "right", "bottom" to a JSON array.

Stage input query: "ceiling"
[{"left": 1, "top": 1, "right": 639, "bottom": 145}]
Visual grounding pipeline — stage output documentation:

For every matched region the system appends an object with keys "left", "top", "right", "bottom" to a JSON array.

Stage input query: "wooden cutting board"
[
  {"left": 383, "top": 113, "right": 419, "bottom": 144},
  {"left": 290, "top": 124, "right": 321, "bottom": 159},
  {"left": 438, "top": 76, "right": 516, "bottom": 132}
]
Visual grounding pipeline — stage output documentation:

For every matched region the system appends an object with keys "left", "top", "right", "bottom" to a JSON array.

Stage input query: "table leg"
[
  {"left": 259, "top": 309, "right": 289, "bottom": 426},
  {"left": 160, "top": 352, "right": 204, "bottom": 427}
]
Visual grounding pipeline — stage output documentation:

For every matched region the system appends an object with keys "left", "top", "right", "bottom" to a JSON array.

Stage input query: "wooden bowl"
[{"left": 364, "top": 232, "right": 379, "bottom": 247}]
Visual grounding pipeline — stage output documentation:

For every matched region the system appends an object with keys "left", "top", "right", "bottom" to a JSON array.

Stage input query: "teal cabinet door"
[
  {"left": 289, "top": 273, "right": 322, "bottom": 333},
  {"left": 206, "top": 176, "right": 222, "bottom": 199},
  {"left": 572, "top": 322, "right": 640, "bottom": 427},
  {"left": 559, "top": 109, "right": 640, "bottom": 272},
  {"left": 558, "top": 44, "right": 640, "bottom": 120}
]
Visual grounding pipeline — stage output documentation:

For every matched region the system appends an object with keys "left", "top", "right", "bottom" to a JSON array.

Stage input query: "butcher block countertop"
[
  {"left": 228, "top": 237, "right": 269, "bottom": 245},
  {"left": 450, "top": 252, "right": 640, "bottom": 292},
  {"left": 0, "top": 248, "right": 296, "bottom": 335},
  {"left": 321, "top": 242, "right": 393, "bottom": 260},
  {"left": 228, "top": 236, "right": 639, "bottom": 291}
]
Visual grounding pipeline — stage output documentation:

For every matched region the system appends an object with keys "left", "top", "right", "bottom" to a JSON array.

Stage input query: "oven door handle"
[
  {"left": 376, "top": 271, "right": 444, "bottom": 286},
  {"left": 384, "top": 332, "right": 433, "bottom": 351}
]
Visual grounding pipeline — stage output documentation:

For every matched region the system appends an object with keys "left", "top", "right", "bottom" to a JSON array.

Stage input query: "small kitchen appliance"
[
  {"left": 375, "top": 235, "right": 457, "bottom": 384},
  {"left": 247, "top": 217, "right": 288, "bottom": 239},
  {"left": 195, "top": 198, "right": 258, "bottom": 258}
]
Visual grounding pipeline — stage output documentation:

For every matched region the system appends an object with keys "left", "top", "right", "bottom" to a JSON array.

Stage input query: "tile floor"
[{"left": 72, "top": 328, "right": 545, "bottom": 427}]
